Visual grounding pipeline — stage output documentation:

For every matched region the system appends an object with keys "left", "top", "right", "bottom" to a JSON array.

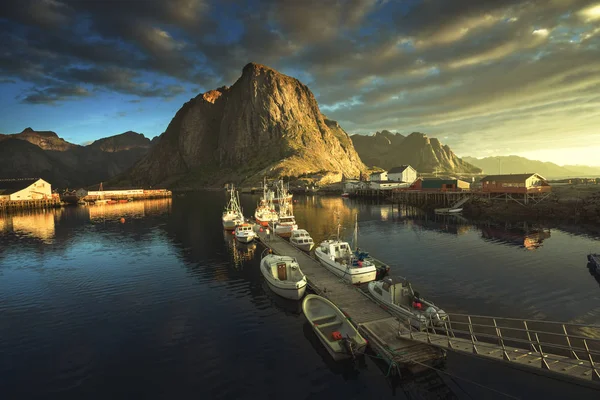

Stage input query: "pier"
[
  {"left": 0, "top": 198, "right": 61, "bottom": 211},
  {"left": 254, "top": 227, "right": 445, "bottom": 375},
  {"left": 253, "top": 227, "right": 600, "bottom": 387}
]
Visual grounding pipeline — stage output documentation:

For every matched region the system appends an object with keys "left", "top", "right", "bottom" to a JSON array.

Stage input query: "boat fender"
[
  {"left": 331, "top": 331, "right": 343, "bottom": 341},
  {"left": 357, "top": 260, "right": 363, "bottom": 267}
]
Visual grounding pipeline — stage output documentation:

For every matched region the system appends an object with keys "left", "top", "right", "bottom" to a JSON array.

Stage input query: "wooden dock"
[
  {"left": 0, "top": 198, "right": 62, "bottom": 211},
  {"left": 254, "top": 227, "right": 445, "bottom": 375}
]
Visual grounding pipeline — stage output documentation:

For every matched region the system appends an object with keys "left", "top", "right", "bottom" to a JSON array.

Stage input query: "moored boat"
[
  {"left": 254, "top": 178, "right": 279, "bottom": 227},
  {"left": 222, "top": 184, "right": 244, "bottom": 230},
  {"left": 350, "top": 214, "right": 390, "bottom": 279},
  {"left": 588, "top": 253, "right": 600, "bottom": 274},
  {"left": 260, "top": 250, "right": 307, "bottom": 300},
  {"left": 289, "top": 229, "right": 314, "bottom": 252},
  {"left": 302, "top": 294, "right": 367, "bottom": 361},
  {"left": 368, "top": 277, "right": 447, "bottom": 330},
  {"left": 273, "top": 180, "right": 297, "bottom": 237},
  {"left": 235, "top": 223, "right": 257, "bottom": 243}
]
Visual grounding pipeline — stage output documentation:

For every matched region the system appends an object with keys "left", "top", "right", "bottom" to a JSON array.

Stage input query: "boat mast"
[{"left": 353, "top": 213, "right": 358, "bottom": 251}]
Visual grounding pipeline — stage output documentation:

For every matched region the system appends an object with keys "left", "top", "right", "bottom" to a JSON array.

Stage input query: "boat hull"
[
  {"left": 315, "top": 252, "right": 377, "bottom": 284},
  {"left": 235, "top": 234, "right": 256, "bottom": 243},
  {"left": 290, "top": 241, "right": 314, "bottom": 252},
  {"left": 265, "top": 279, "right": 307, "bottom": 300},
  {"left": 275, "top": 224, "right": 297, "bottom": 238},
  {"left": 311, "top": 328, "right": 367, "bottom": 361},
  {"left": 588, "top": 254, "right": 600, "bottom": 273}
]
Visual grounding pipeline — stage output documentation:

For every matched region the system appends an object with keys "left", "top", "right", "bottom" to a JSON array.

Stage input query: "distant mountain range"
[
  {"left": 351, "top": 130, "right": 481, "bottom": 173},
  {"left": 0, "top": 128, "right": 156, "bottom": 188},
  {"left": 462, "top": 156, "right": 600, "bottom": 178}
]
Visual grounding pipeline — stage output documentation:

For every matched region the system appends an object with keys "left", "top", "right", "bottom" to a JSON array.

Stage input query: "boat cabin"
[
  {"left": 236, "top": 224, "right": 253, "bottom": 232},
  {"left": 279, "top": 216, "right": 296, "bottom": 224},
  {"left": 263, "top": 256, "right": 303, "bottom": 282},
  {"left": 371, "top": 277, "right": 415, "bottom": 307},
  {"left": 319, "top": 240, "right": 354, "bottom": 264},
  {"left": 291, "top": 230, "right": 313, "bottom": 244}
]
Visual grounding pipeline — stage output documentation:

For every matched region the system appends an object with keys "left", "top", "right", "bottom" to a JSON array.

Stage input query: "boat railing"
[{"left": 402, "top": 312, "right": 600, "bottom": 380}]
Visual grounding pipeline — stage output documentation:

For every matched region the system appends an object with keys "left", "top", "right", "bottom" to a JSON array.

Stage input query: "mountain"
[
  {"left": 0, "top": 128, "right": 155, "bottom": 188},
  {"left": 351, "top": 131, "right": 481, "bottom": 173},
  {"left": 123, "top": 63, "right": 366, "bottom": 187},
  {"left": 462, "top": 156, "right": 600, "bottom": 177}
]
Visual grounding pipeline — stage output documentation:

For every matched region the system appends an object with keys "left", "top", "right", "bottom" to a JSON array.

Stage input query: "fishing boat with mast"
[
  {"left": 222, "top": 184, "right": 245, "bottom": 231},
  {"left": 274, "top": 180, "right": 297, "bottom": 237},
  {"left": 350, "top": 214, "right": 390, "bottom": 279},
  {"left": 254, "top": 178, "right": 279, "bottom": 227},
  {"left": 314, "top": 216, "right": 377, "bottom": 285}
]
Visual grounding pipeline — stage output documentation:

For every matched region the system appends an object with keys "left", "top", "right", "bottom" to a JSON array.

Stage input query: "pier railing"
[{"left": 399, "top": 313, "right": 600, "bottom": 383}]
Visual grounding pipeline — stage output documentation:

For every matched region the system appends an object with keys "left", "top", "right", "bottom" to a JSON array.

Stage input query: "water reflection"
[
  {"left": 223, "top": 229, "right": 257, "bottom": 270},
  {"left": 479, "top": 223, "right": 551, "bottom": 250},
  {"left": 0, "top": 209, "right": 59, "bottom": 243},
  {"left": 87, "top": 198, "right": 172, "bottom": 221}
]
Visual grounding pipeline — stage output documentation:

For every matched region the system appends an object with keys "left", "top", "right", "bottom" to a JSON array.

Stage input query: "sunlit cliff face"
[{"left": 1, "top": 0, "right": 599, "bottom": 165}]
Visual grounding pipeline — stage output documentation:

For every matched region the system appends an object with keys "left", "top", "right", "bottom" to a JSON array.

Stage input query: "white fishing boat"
[
  {"left": 254, "top": 178, "right": 279, "bottom": 227},
  {"left": 302, "top": 294, "right": 367, "bottom": 361},
  {"left": 235, "top": 223, "right": 257, "bottom": 243},
  {"left": 273, "top": 180, "right": 297, "bottom": 237},
  {"left": 368, "top": 277, "right": 447, "bottom": 330},
  {"left": 222, "top": 184, "right": 244, "bottom": 230},
  {"left": 260, "top": 250, "right": 307, "bottom": 300},
  {"left": 314, "top": 222, "right": 377, "bottom": 285},
  {"left": 289, "top": 229, "right": 314, "bottom": 252}
]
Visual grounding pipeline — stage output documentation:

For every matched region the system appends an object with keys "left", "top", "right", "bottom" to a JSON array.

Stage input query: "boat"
[
  {"left": 314, "top": 221, "right": 377, "bottom": 284},
  {"left": 222, "top": 184, "right": 245, "bottom": 230},
  {"left": 350, "top": 214, "right": 390, "bottom": 279},
  {"left": 254, "top": 178, "right": 279, "bottom": 227},
  {"left": 368, "top": 277, "right": 447, "bottom": 330},
  {"left": 260, "top": 250, "right": 307, "bottom": 300},
  {"left": 289, "top": 229, "right": 314, "bottom": 252},
  {"left": 302, "top": 294, "right": 368, "bottom": 361},
  {"left": 588, "top": 253, "right": 600, "bottom": 274},
  {"left": 341, "top": 192, "right": 350, "bottom": 198},
  {"left": 274, "top": 180, "right": 298, "bottom": 237},
  {"left": 434, "top": 207, "right": 463, "bottom": 214},
  {"left": 235, "top": 223, "right": 257, "bottom": 243}
]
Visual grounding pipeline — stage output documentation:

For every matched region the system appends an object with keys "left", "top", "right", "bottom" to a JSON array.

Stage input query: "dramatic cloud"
[{"left": 1, "top": 0, "right": 599, "bottom": 163}]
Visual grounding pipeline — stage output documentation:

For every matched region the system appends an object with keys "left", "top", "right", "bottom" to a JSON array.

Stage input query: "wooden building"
[
  {"left": 370, "top": 181, "right": 408, "bottom": 190},
  {"left": 480, "top": 173, "right": 551, "bottom": 193},
  {"left": 0, "top": 178, "right": 52, "bottom": 201},
  {"left": 369, "top": 171, "right": 388, "bottom": 181},
  {"left": 387, "top": 165, "right": 417, "bottom": 184},
  {"left": 410, "top": 178, "right": 470, "bottom": 191}
]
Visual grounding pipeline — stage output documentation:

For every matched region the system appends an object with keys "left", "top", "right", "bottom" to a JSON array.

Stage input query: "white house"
[
  {"left": 369, "top": 171, "right": 388, "bottom": 181},
  {"left": 0, "top": 178, "right": 52, "bottom": 201},
  {"left": 387, "top": 165, "right": 417, "bottom": 184}
]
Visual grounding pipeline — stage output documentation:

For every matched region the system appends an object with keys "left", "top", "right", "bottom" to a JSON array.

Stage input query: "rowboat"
[
  {"left": 434, "top": 207, "right": 463, "bottom": 214},
  {"left": 260, "top": 250, "right": 307, "bottom": 300},
  {"left": 302, "top": 294, "right": 367, "bottom": 361}
]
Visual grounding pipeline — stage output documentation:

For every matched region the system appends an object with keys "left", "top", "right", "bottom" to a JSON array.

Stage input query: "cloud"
[
  {"left": 1, "top": 0, "right": 600, "bottom": 161},
  {"left": 21, "top": 85, "right": 90, "bottom": 104}
]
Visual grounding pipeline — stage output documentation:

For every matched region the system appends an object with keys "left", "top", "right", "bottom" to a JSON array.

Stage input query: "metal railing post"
[
  {"left": 407, "top": 318, "right": 414, "bottom": 340},
  {"left": 535, "top": 333, "right": 550, "bottom": 370},
  {"left": 523, "top": 320, "right": 538, "bottom": 353},
  {"left": 562, "top": 324, "right": 579, "bottom": 360},
  {"left": 493, "top": 318, "right": 510, "bottom": 361},
  {"left": 468, "top": 315, "right": 478, "bottom": 354},
  {"left": 583, "top": 339, "right": 600, "bottom": 381}
]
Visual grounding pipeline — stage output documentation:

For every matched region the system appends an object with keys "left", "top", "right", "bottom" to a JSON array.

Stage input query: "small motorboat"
[
  {"left": 260, "top": 250, "right": 307, "bottom": 300},
  {"left": 368, "top": 277, "right": 447, "bottom": 330},
  {"left": 588, "top": 253, "right": 600, "bottom": 274},
  {"left": 341, "top": 192, "right": 350, "bottom": 198},
  {"left": 434, "top": 207, "right": 463, "bottom": 214},
  {"left": 289, "top": 229, "right": 314, "bottom": 252},
  {"left": 302, "top": 294, "right": 367, "bottom": 361},
  {"left": 235, "top": 223, "right": 257, "bottom": 243}
]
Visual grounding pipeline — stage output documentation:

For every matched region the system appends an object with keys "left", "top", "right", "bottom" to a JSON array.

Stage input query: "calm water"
[{"left": 1, "top": 193, "right": 599, "bottom": 399}]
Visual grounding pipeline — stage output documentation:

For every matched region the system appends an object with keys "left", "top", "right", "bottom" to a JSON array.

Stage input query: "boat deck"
[{"left": 254, "top": 226, "right": 445, "bottom": 374}]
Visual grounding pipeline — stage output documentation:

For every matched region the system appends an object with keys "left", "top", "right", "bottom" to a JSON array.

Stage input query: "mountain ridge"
[{"left": 463, "top": 155, "right": 600, "bottom": 177}]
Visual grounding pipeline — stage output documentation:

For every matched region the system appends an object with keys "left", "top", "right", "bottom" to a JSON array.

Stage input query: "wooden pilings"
[{"left": 0, "top": 198, "right": 62, "bottom": 211}]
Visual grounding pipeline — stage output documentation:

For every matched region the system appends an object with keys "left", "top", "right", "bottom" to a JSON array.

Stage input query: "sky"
[{"left": 1, "top": 0, "right": 599, "bottom": 165}]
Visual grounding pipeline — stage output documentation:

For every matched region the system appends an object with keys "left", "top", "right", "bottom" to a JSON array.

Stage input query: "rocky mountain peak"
[{"left": 124, "top": 63, "right": 367, "bottom": 187}]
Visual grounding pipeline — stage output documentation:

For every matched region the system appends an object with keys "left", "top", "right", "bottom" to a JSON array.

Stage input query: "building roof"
[
  {"left": 388, "top": 165, "right": 411, "bottom": 174},
  {"left": 369, "top": 171, "right": 386, "bottom": 176},
  {"left": 480, "top": 173, "right": 541, "bottom": 183},
  {"left": 0, "top": 178, "right": 40, "bottom": 195}
]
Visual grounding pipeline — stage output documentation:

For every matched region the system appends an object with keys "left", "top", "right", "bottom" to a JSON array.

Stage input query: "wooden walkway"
[{"left": 254, "top": 226, "right": 445, "bottom": 374}]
